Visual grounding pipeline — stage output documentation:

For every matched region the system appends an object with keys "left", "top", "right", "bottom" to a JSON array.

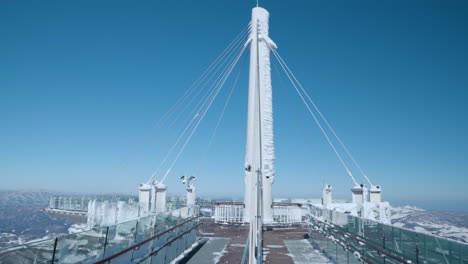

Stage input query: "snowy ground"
[
  {"left": 285, "top": 239, "right": 332, "bottom": 264},
  {"left": 390, "top": 206, "right": 468, "bottom": 243},
  {"left": 308, "top": 198, "right": 468, "bottom": 244},
  {"left": 186, "top": 237, "right": 230, "bottom": 264}
]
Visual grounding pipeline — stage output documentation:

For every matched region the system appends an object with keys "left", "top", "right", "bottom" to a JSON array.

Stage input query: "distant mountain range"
[
  {"left": 0, "top": 190, "right": 74, "bottom": 249},
  {"left": 390, "top": 205, "right": 468, "bottom": 243}
]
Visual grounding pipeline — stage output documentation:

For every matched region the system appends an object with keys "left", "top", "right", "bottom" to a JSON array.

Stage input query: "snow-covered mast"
[{"left": 243, "top": 6, "right": 277, "bottom": 224}]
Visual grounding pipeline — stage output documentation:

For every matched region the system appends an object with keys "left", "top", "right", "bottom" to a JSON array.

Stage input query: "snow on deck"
[
  {"left": 186, "top": 238, "right": 230, "bottom": 264},
  {"left": 285, "top": 240, "right": 332, "bottom": 264},
  {"left": 194, "top": 218, "right": 331, "bottom": 264}
]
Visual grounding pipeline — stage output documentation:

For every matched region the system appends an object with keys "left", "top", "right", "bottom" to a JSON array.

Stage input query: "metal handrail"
[
  {"left": 272, "top": 202, "right": 302, "bottom": 207},
  {"left": 241, "top": 233, "right": 250, "bottom": 264},
  {"left": 93, "top": 216, "right": 199, "bottom": 264},
  {"left": 141, "top": 223, "right": 201, "bottom": 261},
  {"left": 214, "top": 201, "right": 246, "bottom": 207},
  {"left": 308, "top": 217, "right": 408, "bottom": 264},
  {"left": 310, "top": 224, "right": 373, "bottom": 264}
]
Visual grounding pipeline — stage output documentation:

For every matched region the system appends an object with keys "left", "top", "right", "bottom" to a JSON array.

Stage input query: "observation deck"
[{"left": 1, "top": 200, "right": 467, "bottom": 264}]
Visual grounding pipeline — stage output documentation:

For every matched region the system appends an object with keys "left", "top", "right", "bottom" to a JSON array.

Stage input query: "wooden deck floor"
[{"left": 197, "top": 218, "right": 310, "bottom": 264}]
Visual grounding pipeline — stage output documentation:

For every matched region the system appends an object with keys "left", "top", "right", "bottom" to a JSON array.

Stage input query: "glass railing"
[
  {"left": 307, "top": 204, "right": 468, "bottom": 264},
  {"left": 0, "top": 213, "right": 198, "bottom": 264},
  {"left": 96, "top": 217, "right": 199, "bottom": 264}
]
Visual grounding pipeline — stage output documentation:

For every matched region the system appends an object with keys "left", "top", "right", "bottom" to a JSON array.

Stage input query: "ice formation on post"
[
  {"left": 244, "top": 7, "right": 277, "bottom": 223},
  {"left": 322, "top": 184, "right": 332, "bottom": 206},
  {"left": 154, "top": 181, "right": 167, "bottom": 213},
  {"left": 139, "top": 183, "right": 152, "bottom": 214}
]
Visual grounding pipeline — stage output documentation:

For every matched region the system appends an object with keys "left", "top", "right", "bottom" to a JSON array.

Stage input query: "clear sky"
[{"left": 1, "top": 0, "right": 467, "bottom": 211}]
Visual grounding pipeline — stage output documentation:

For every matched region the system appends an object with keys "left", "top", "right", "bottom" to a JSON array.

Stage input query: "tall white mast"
[{"left": 244, "top": 6, "right": 277, "bottom": 225}]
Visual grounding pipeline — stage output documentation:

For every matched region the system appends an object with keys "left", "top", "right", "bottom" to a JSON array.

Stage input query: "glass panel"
[
  {"left": 131, "top": 216, "right": 154, "bottom": 261},
  {"left": 150, "top": 246, "right": 167, "bottom": 264},
  {"left": 107, "top": 248, "right": 133, "bottom": 264},
  {"left": 55, "top": 226, "right": 107, "bottom": 264},
  {"left": 425, "top": 235, "right": 451, "bottom": 264},
  {"left": 0, "top": 214, "right": 198, "bottom": 264},
  {"left": 308, "top": 204, "right": 468, "bottom": 264},
  {"left": 0, "top": 238, "right": 56, "bottom": 264},
  {"left": 103, "top": 220, "right": 137, "bottom": 258},
  {"left": 461, "top": 243, "right": 468, "bottom": 264}
]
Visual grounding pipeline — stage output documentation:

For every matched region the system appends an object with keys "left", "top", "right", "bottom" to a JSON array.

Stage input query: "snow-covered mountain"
[
  {"left": 390, "top": 205, "right": 468, "bottom": 243},
  {"left": 0, "top": 189, "right": 52, "bottom": 208},
  {"left": 0, "top": 190, "right": 74, "bottom": 249}
]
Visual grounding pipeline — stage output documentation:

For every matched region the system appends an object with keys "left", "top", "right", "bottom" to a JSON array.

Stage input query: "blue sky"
[{"left": 1, "top": 0, "right": 467, "bottom": 211}]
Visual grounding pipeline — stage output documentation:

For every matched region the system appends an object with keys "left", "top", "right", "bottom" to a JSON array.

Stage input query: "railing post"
[
  {"left": 133, "top": 220, "right": 140, "bottom": 243},
  {"left": 151, "top": 216, "right": 159, "bottom": 252},
  {"left": 399, "top": 229, "right": 402, "bottom": 253},
  {"left": 459, "top": 244, "right": 462, "bottom": 264},
  {"left": 382, "top": 232, "right": 386, "bottom": 264},
  {"left": 131, "top": 220, "right": 140, "bottom": 260},
  {"left": 415, "top": 245, "right": 419, "bottom": 264},
  {"left": 164, "top": 243, "right": 169, "bottom": 264},
  {"left": 175, "top": 230, "right": 180, "bottom": 256},
  {"left": 184, "top": 227, "right": 189, "bottom": 250},
  {"left": 51, "top": 237, "right": 58, "bottom": 263},
  {"left": 424, "top": 234, "right": 428, "bottom": 262},
  {"left": 335, "top": 243, "right": 338, "bottom": 261},
  {"left": 102, "top": 226, "right": 110, "bottom": 258}
]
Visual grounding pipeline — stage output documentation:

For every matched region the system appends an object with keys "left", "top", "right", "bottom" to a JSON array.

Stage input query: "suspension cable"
[
  {"left": 272, "top": 49, "right": 358, "bottom": 186},
  {"left": 167, "top": 26, "right": 251, "bottom": 130},
  {"left": 272, "top": 49, "right": 374, "bottom": 187},
  {"left": 122, "top": 25, "right": 250, "bottom": 171},
  {"left": 194, "top": 54, "right": 247, "bottom": 177},
  {"left": 147, "top": 29, "right": 249, "bottom": 183},
  {"left": 160, "top": 43, "right": 248, "bottom": 184},
  {"left": 148, "top": 37, "right": 247, "bottom": 183},
  {"left": 171, "top": 32, "right": 249, "bottom": 136}
]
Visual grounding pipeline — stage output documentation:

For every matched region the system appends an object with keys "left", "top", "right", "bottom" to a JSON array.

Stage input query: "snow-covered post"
[
  {"left": 351, "top": 184, "right": 365, "bottom": 205},
  {"left": 181, "top": 176, "right": 196, "bottom": 216},
  {"left": 138, "top": 183, "right": 152, "bottom": 215},
  {"left": 369, "top": 185, "right": 382, "bottom": 203},
  {"left": 48, "top": 196, "right": 55, "bottom": 209},
  {"left": 322, "top": 184, "right": 333, "bottom": 206},
  {"left": 154, "top": 181, "right": 167, "bottom": 214},
  {"left": 187, "top": 186, "right": 195, "bottom": 206},
  {"left": 87, "top": 199, "right": 97, "bottom": 228}
]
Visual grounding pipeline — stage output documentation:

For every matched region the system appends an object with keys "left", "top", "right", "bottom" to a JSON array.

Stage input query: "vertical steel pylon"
[{"left": 244, "top": 6, "right": 277, "bottom": 263}]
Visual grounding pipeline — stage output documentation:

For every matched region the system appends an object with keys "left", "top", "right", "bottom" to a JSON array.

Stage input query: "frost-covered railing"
[
  {"left": 94, "top": 217, "right": 199, "bottom": 264},
  {"left": 48, "top": 196, "right": 92, "bottom": 212},
  {"left": 47, "top": 195, "right": 138, "bottom": 212},
  {"left": 272, "top": 203, "right": 302, "bottom": 224},
  {"left": 307, "top": 204, "right": 468, "bottom": 264},
  {"left": 214, "top": 202, "right": 244, "bottom": 223},
  {"left": 0, "top": 214, "right": 199, "bottom": 264},
  {"left": 213, "top": 202, "right": 303, "bottom": 224}
]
